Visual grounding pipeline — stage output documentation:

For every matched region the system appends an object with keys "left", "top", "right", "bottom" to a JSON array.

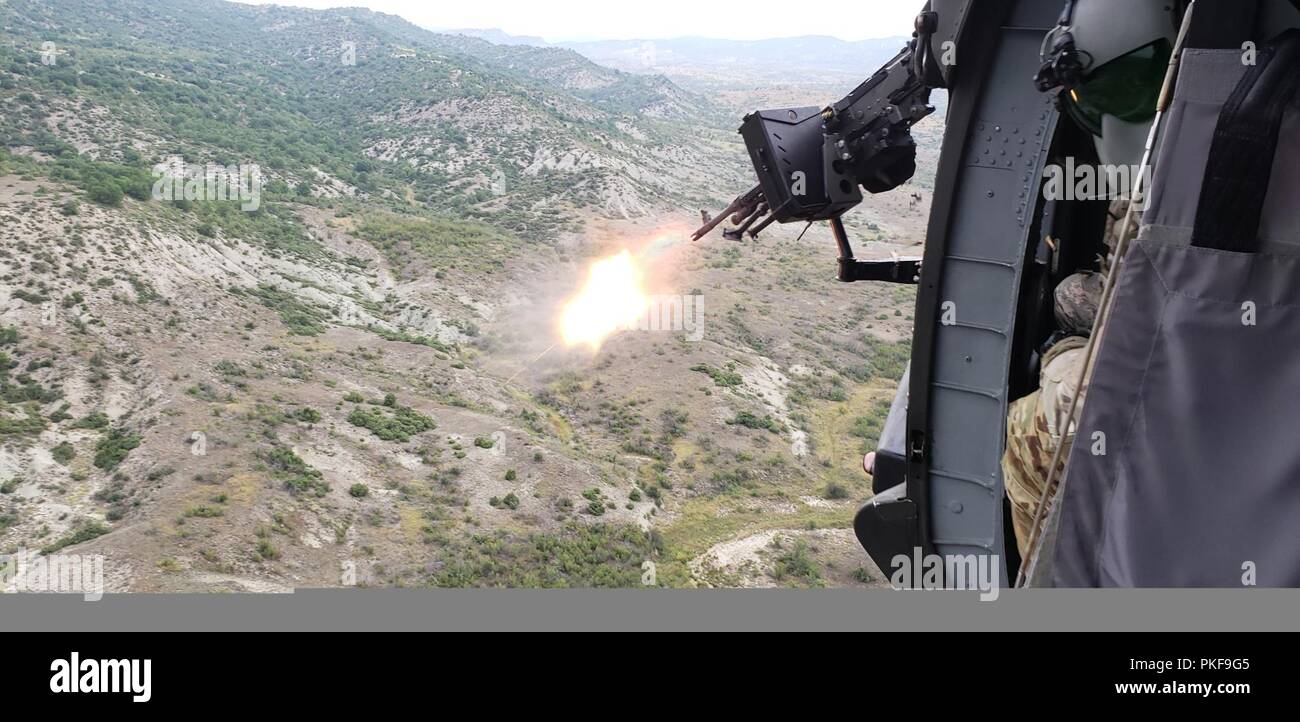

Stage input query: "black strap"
[
  {"left": 1191, "top": 29, "right": 1300, "bottom": 253},
  {"left": 1181, "top": 0, "right": 1257, "bottom": 50}
]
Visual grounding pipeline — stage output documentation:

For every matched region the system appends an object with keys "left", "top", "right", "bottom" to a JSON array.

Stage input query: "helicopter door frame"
[{"left": 856, "top": 0, "right": 1064, "bottom": 588}]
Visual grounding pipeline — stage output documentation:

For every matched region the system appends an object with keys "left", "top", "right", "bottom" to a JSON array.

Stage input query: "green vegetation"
[
  {"left": 0, "top": 376, "right": 61, "bottom": 405},
  {"left": 823, "top": 482, "right": 850, "bottom": 500},
  {"left": 292, "top": 407, "right": 321, "bottom": 424},
  {"left": 70, "top": 411, "right": 110, "bottom": 430},
  {"left": 348, "top": 483, "right": 370, "bottom": 498},
  {"left": 429, "top": 523, "right": 669, "bottom": 588},
  {"left": 356, "top": 212, "right": 520, "bottom": 277},
  {"left": 51, "top": 441, "right": 76, "bottom": 464},
  {"left": 581, "top": 487, "right": 610, "bottom": 516},
  {"left": 0, "top": 0, "right": 712, "bottom": 240},
  {"left": 691, "top": 363, "right": 743, "bottom": 388},
  {"left": 0, "top": 331, "right": 62, "bottom": 410},
  {"left": 772, "top": 539, "right": 822, "bottom": 586},
  {"left": 42, "top": 520, "right": 110, "bottom": 554},
  {"left": 346, "top": 404, "right": 435, "bottom": 442},
  {"left": 848, "top": 338, "right": 912, "bottom": 384},
  {"left": 93, "top": 428, "right": 142, "bottom": 470},
  {"left": 255, "top": 538, "right": 280, "bottom": 561},
  {"left": 489, "top": 492, "right": 520, "bottom": 510},
  {"left": 726, "top": 411, "right": 782, "bottom": 434},
  {"left": 183, "top": 505, "right": 224, "bottom": 518},
  {"left": 236, "top": 285, "right": 328, "bottom": 336},
  {"left": 262, "top": 446, "right": 329, "bottom": 497},
  {"left": 849, "top": 397, "right": 895, "bottom": 453},
  {"left": 371, "top": 327, "right": 452, "bottom": 352},
  {"left": 0, "top": 407, "right": 46, "bottom": 440}
]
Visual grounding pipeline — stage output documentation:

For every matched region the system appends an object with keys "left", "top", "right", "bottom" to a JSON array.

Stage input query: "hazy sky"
[{"left": 232, "top": 0, "right": 921, "bottom": 42}]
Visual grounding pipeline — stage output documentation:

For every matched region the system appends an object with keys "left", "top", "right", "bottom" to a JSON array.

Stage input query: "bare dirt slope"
[{"left": 1, "top": 163, "right": 921, "bottom": 589}]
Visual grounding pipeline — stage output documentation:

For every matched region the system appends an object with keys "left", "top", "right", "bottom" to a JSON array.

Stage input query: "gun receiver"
[{"left": 691, "top": 2, "right": 970, "bottom": 282}]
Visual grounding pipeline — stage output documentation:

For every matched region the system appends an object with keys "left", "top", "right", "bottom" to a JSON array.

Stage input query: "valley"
[{"left": 0, "top": 0, "right": 938, "bottom": 589}]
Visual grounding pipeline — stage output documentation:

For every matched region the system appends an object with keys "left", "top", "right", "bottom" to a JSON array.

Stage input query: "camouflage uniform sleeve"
[
  {"left": 1002, "top": 335, "right": 1089, "bottom": 558},
  {"left": 1037, "top": 337, "right": 1089, "bottom": 445}
]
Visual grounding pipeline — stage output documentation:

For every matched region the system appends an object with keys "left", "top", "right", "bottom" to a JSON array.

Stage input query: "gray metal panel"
[{"left": 924, "top": 1, "right": 1060, "bottom": 584}]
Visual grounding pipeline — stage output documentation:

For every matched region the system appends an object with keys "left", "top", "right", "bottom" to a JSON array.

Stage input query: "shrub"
[
  {"left": 347, "top": 405, "right": 435, "bottom": 442},
  {"left": 348, "top": 483, "right": 369, "bottom": 498},
  {"left": 824, "top": 482, "right": 850, "bottom": 500},
  {"left": 87, "top": 181, "right": 123, "bottom": 207},
  {"left": 691, "top": 363, "right": 742, "bottom": 387},
  {"left": 71, "top": 411, "right": 109, "bottom": 430},
  {"left": 93, "top": 428, "right": 142, "bottom": 470},
  {"left": 51, "top": 441, "right": 76, "bottom": 464},
  {"left": 263, "top": 447, "right": 329, "bottom": 497},
  {"left": 255, "top": 538, "right": 280, "bottom": 560},
  {"left": 239, "top": 285, "right": 327, "bottom": 336},
  {"left": 725, "top": 411, "right": 781, "bottom": 434},
  {"left": 183, "top": 506, "right": 223, "bottom": 518},
  {"left": 42, "top": 520, "right": 110, "bottom": 554},
  {"left": 773, "top": 540, "right": 821, "bottom": 584},
  {"left": 293, "top": 407, "right": 321, "bottom": 423}
]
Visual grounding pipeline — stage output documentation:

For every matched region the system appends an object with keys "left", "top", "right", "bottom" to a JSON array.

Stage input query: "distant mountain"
[
  {"left": 561, "top": 36, "right": 909, "bottom": 82},
  {"left": 441, "top": 30, "right": 911, "bottom": 90},
  {"left": 443, "top": 28, "right": 549, "bottom": 47}
]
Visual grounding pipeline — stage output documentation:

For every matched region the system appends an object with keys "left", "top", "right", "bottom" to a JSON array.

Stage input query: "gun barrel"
[
  {"left": 690, "top": 184, "right": 763, "bottom": 241},
  {"left": 734, "top": 202, "right": 768, "bottom": 237},
  {"left": 747, "top": 213, "right": 778, "bottom": 239}
]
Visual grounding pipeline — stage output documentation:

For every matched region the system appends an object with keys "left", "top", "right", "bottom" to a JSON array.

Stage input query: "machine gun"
[{"left": 692, "top": 1, "right": 974, "bottom": 284}]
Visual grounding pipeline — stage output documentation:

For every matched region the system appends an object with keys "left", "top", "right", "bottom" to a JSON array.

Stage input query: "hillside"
[
  {"left": 0, "top": 0, "right": 932, "bottom": 590},
  {"left": 1, "top": 0, "right": 744, "bottom": 231}
]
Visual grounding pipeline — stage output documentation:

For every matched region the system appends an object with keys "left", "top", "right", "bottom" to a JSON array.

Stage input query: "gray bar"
[{"left": 3, "top": 589, "right": 1297, "bottom": 632}]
